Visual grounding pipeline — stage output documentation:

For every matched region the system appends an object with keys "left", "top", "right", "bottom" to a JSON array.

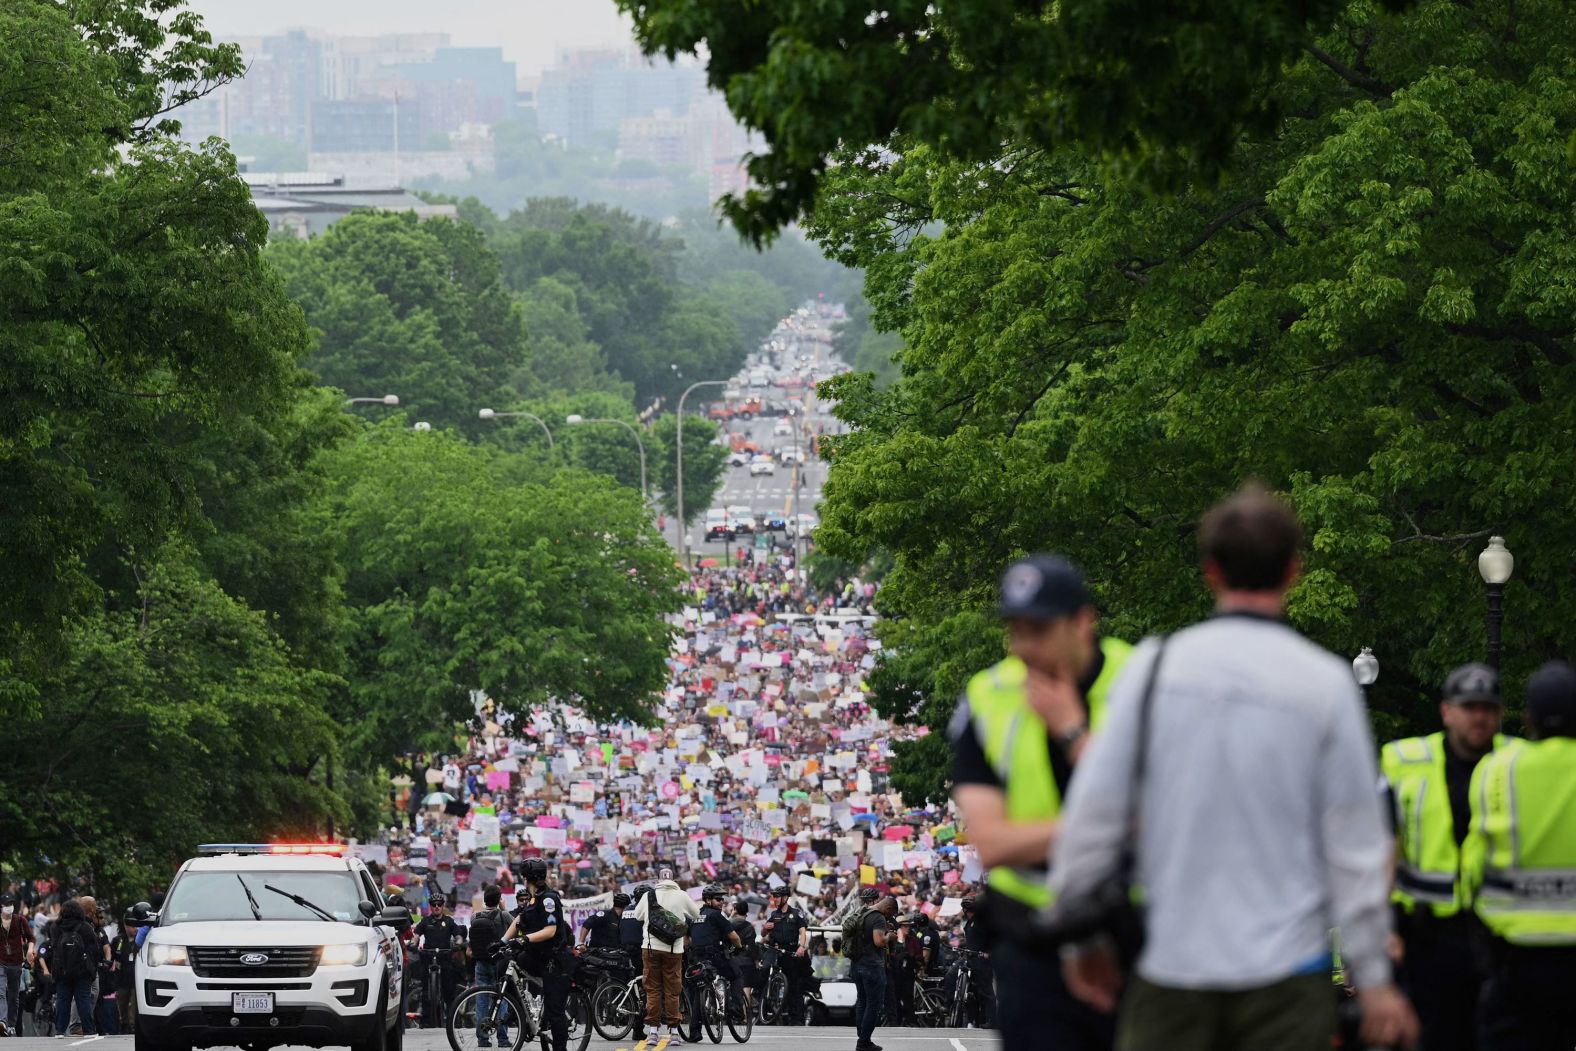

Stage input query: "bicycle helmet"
[
  {"left": 702, "top": 883, "right": 727, "bottom": 902},
  {"left": 632, "top": 883, "right": 654, "bottom": 901},
  {"left": 858, "top": 887, "right": 880, "bottom": 904},
  {"left": 613, "top": 893, "right": 632, "bottom": 909},
  {"left": 521, "top": 857, "right": 549, "bottom": 884}
]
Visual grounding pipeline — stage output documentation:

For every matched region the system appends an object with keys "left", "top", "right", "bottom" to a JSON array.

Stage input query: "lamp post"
[
  {"left": 478, "top": 408, "right": 554, "bottom": 447},
  {"left": 790, "top": 408, "right": 804, "bottom": 573},
  {"left": 566, "top": 415, "right": 647, "bottom": 502},
  {"left": 675, "top": 379, "right": 729, "bottom": 564},
  {"left": 1352, "top": 647, "right": 1379, "bottom": 702},
  {"left": 345, "top": 394, "right": 400, "bottom": 407},
  {"left": 1478, "top": 536, "right": 1514, "bottom": 671}
]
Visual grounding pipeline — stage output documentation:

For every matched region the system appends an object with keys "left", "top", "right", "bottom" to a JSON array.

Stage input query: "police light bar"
[{"left": 197, "top": 843, "right": 347, "bottom": 856}]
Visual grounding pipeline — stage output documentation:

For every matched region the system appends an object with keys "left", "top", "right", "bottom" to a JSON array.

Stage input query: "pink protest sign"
[
  {"left": 661, "top": 781, "right": 681, "bottom": 800},
  {"left": 882, "top": 824, "right": 915, "bottom": 841},
  {"left": 535, "top": 815, "right": 562, "bottom": 828}
]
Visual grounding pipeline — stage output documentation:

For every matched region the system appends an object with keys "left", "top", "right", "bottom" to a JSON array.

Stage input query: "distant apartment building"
[
  {"left": 178, "top": 31, "right": 516, "bottom": 162},
  {"left": 535, "top": 49, "right": 705, "bottom": 148}
]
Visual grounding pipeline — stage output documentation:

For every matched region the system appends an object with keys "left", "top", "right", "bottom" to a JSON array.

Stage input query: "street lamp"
[
  {"left": 478, "top": 408, "right": 554, "bottom": 447},
  {"left": 1478, "top": 536, "right": 1514, "bottom": 671},
  {"left": 789, "top": 408, "right": 805, "bottom": 572},
  {"left": 566, "top": 415, "right": 647, "bottom": 502},
  {"left": 675, "top": 379, "right": 729, "bottom": 563},
  {"left": 1352, "top": 647, "right": 1379, "bottom": 701},
  {"left": 412, "top": 421, "right": 432, "bottom": 432},
  {"left": 345, "top": 394, "right": 400, "bottom": 406}
]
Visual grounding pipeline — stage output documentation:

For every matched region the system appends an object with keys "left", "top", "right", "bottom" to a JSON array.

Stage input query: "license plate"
[{"left": 232, "top": 993, "right": 274, "bottom": 1014}]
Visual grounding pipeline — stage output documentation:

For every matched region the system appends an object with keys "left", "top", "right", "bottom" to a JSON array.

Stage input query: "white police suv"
[{"left": 132, "top": 844, "right": 411, "bottom": 1051}]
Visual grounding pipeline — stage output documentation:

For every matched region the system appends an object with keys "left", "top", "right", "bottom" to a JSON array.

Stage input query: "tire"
[
  {"left": 561, "top": 987, "right": 590, "bottom": 1051},
  {"left": 702, "top": 987, "right": 724, "bottom": 1045},
  {"left": 447, "top": 985, "right": 528, "bottom": 1051},
  {"left": 761, "top": 973, "right": 786, "bottom": 1025},
  {"left": 806, "top": 1001, "right": 828, "bottom": 1027},
  {"left": 728, "top": 993, "right": 754, "bottom": 1044},
  {"left": 351, "top": 984, "right": 389, "bottom": 1051},
  {"left": 134, "top": 1019, "right": 168, "bottom": 1051},
  {"left": 591, "top": 981, "right": 635, "bottom": 1041}
]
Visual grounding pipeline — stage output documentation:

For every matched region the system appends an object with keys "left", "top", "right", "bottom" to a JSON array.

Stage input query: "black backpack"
[
  {"left": 647, "top": 903, "right": 689, "bottom": 946},
  {"left": 469, "top": 908, "right": 503, "bottom": 959},
  {"left": 54, "top": 923, "right": 96, "bottom": 981}
]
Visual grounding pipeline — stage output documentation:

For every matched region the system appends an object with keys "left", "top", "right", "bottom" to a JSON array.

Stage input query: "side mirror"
[
  {"left": 376, "top": 904, "right": 412, "bottom": 932},
  {"left": 357, "top": 900, "right": 378, "bottom": 920},
  {"left": 125, "top": 902, "right": 157, "bottom": 927}
]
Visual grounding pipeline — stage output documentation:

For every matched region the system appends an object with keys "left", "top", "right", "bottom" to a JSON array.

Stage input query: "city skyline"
[{"left": 186, "top": 0, "right": 637, "bottom": 78}]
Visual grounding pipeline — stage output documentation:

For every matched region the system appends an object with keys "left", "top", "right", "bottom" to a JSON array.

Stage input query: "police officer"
[
  {"left": 1382, "top": 662, "right": 1512, "bottom": 1051},
  {"left": 414, "top": 898, "right": 461, "bottom": 1023},
  {"left": 762, "top": 887, "right": 809, "bottom": 1024},
  {"left": 947, "top": 554, "right": 1132, "bottom": 1051},
  {"left": 686, "top": 885, "right": 744, "bottom": 1039},
  {"left": 503, "top": 859, "right": 572, "bottom": 1051},
  {"left": 958, "top": 897, "right": 994, "bottom": 1027},
  {"left": 577, "top": 893, "right": 629, "bottom": 951},
  {"left": 1462, "top": 660, "right": 1576, "bottom": 1050}
]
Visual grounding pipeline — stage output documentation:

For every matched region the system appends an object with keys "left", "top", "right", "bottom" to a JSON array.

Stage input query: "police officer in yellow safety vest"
[
  {"left": 947, "top": 554, "right": 1131, "bottom": 1051},
  {"left": 1462, "top": 660, "right": 1576, "bottom": 1051},
  {"left": 1381, "top": 662, "right": 1513, "bottom": 1051}
]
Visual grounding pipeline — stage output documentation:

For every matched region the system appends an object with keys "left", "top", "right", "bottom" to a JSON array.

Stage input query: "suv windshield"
[{"left": 162, "top": 871, "right": 362, "bottom": 924}]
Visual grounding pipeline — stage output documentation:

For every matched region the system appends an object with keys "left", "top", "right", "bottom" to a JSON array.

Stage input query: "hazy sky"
[{"left": 187, "top": 0, "right": 638, "bottom": 76}]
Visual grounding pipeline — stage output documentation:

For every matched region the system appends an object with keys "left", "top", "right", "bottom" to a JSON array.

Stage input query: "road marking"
[
  {"left": 952, "top": 1039, "right": 969, "bottom": 1051},
  {"left": 71, "top": 1037, "right": 105, "bottom": 1046}
]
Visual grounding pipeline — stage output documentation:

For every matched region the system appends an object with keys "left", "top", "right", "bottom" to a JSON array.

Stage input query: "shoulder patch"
[
  {"left": 595, "top": 910, "right": 605, "bottom": 917},
  {"left": 544, "top": 897, "right": 557, "bottom": 912}
]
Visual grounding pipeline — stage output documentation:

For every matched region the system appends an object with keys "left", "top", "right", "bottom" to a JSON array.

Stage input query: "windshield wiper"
[
  {"left": 263, "top": 883, "right": 336, "bottom": 923},
  {"left": 236, "top": 875, "right": 263, "bottom": 922}
]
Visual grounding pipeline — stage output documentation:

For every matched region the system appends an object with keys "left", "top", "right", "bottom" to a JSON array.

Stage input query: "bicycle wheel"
[
  {"left": 947, "top": 977, "right": 967, "bottom": 1028},
  {"left": 761, "top": 972, "right": 786, "bottom": 1024},
  {"left": 591, "top": 980, "right": 636, "bottom": 1041},
  {"left": 448, "top": 985, "right": 528, "bottom": 1051},
  {"left": 703, "top": 986, "right": 724, "bottom": 1045},
  {"left": 563, "top": 986, "right": 591, "bottom": 1051},
  {"left": 728, "top": 990, "right": 755, "bottom": 1044}
]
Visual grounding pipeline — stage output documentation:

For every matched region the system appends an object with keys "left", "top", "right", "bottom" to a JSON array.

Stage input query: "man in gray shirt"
[{"left": 1048, "top": 485, "right": 1418, "bottom": 1051}]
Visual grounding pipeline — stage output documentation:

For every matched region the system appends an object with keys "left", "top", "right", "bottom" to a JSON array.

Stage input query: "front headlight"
[
  {"left": 320, "top": 943, "right": 368, "bottom": 967},
  {"left": 146, "top": 944, "right": 189, "bottom": 967}
]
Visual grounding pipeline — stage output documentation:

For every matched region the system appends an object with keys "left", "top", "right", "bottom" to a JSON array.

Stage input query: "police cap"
[
  {"left": 1527, "top": 660, "right": 1576, "bottom": 736},
  {"left": 999, "top": 555, "right": 1091, "bottom": 622},
  {"left": 1443, "top": 663, "right": 1501, "bottom": 705}
]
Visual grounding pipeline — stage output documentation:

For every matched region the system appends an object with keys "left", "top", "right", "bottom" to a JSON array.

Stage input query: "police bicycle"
[
  {"left": 410, "top": 947, "right": 451, "bottom": 1028},
  {"left": 908, "top": 971, "right": 950, "bottom": 1028},
  {"left": 685, "top": 956, "right": 753, "bottom": 1044},
  {"left": 754, "top": 946, "right": 790, "bottom": 1025},
  {"left": 446, "top": 943, "right": 590, "bottom": 1051},
  {"left": 945, "top": 949, "right": 991, "bottom": 1028}
]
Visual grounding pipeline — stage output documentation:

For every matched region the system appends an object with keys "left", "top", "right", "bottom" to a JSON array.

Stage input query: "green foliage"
[
  {"left": 651, "top": 412, "right": 727, "bottom": 524},
  {"left": 318, "top": 424, "right": 684, "bottom": 760},
  {"left": 1, "top": 549, "right": 342, "bottom": 899},
  {"left": 269, "top": 212, "right": 530, "bottom": 432},
  {"left": 618, "top": 0, "right": 1412, "bottom": 242},
  {"left": 809, "top": 0, "right": 1576, "bottom": 803}
]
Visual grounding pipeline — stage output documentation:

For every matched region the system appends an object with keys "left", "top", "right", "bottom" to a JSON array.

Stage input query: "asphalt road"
[
  {"left": 3, "top": 1029, "right": 999, "bottom": 1051},
  {"left": 672, "top": 332, "right": 841, "bottom": 567}
]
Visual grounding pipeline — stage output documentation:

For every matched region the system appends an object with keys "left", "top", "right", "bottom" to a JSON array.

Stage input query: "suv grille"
[{"left": 189, "top": 946, "right": 320, "bottom": 978}]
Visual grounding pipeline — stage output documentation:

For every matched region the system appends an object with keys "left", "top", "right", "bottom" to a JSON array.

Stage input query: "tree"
[
  {"left": 617, "top": 0, "right": 1410, "bottom": 242},
  {"left": 1, "top": 550, "right": 342, "bottom": 901},
  {"left": 319, "top": 424, "right": 683, "bottom": 761},
  {"left": 651, "top": 413, "right": 727, "bottom": 524},
  {"left": 268, "top": 212, "right": 531, "bottom": 432},
  {"left": 1, "top": 0, "right": 309, "bottom": 717},
  {"left": 808, "top": 0, "right": 1576, "bottom": 803}
]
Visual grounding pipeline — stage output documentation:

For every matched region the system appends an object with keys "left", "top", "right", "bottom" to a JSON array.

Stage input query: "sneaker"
[{"left": 667, "top": 1027, "right": 685, "bottom": 1045}]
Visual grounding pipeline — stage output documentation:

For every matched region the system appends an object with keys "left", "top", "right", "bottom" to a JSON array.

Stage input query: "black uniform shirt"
[
  {"left": 689, "top": 905, "right": 734, "bottom": 954},
  {"left": 962, "top": 916, "right": 989, "bottom": 953},
  {"left": 515, "top": 889, "right": 566, "bottom": 970},
  {"left": 618, "top": 915, "right": 645, "bottom": 948},
  {"left": 765, "top": 905, "right": 806, "bottom": 949},
  {"left": 416, "top": 915, "right": 459, "bottom": 952},
  {"left": 581, "top": 909, "right": 621, "bottom": 949}
]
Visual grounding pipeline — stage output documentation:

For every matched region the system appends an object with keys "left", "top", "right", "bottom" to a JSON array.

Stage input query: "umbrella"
[
  {"left": 422, "top": 792, "right": 456, "bottom": 806},
  {"left": 783, "top": 790, "right": 810, "bottom": 803}
]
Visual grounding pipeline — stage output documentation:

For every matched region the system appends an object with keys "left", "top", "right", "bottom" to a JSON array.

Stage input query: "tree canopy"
[
  {"left": 617, "top": 0, "right": 1412, "bottom": 242},
  {"left": 807, "top": 0, "right": 1575, "bottom": 803}
]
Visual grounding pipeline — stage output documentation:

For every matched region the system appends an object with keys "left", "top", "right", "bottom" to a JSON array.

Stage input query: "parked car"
[
  {"left": 705, "top": 509, "right": 733, "bottom": 541},
  {"left": 804, "top": 925, "right": 856, "bottom": 1025},
  {"left": 760, "top": 510, "right": 787, "bottom": 531},
  {"left": 750, "top": 456, "right": 776, "bottom": 476},
  {"left": 772, "top": 418, "right": 794, "bottom": 437}
]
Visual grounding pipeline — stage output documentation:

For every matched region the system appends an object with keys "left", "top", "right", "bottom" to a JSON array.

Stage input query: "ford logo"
[{"left": 239, "top": 953, "right": 269, "bottom": 966}]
